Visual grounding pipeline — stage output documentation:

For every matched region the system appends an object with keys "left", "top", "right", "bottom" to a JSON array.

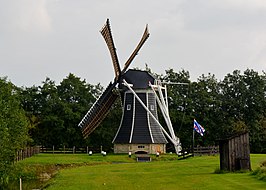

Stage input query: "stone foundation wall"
[{"left": 114, "top": 144, "right": 166, "bottom": 154}]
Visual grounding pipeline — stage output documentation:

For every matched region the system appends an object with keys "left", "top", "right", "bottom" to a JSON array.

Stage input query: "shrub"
[{"left": 251, "top": 160, "right": 266, "bottom": 181}]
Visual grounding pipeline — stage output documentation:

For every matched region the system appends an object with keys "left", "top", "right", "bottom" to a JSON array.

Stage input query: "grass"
[
  {"left": 19, "top": 153, "right": 135, "bottom": 165},
  {"left": 251, "top": 158, "right": 266, "bottom": 181},
  {"left": 16, "top": 154, "right": 266, "bottom": 190}
]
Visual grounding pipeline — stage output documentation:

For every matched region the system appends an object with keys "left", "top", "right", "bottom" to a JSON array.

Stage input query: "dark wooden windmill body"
[
  {"left": 79, "top": 19, "right": 180, "bottom": 154},
  {"left": 113, "top": 69, "right": 167, "bottom": 154}
]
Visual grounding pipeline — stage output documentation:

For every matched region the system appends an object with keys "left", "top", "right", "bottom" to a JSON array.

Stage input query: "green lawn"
[
  {"left": 21, "top": 154, "right": 264, "bottom": 190},
  {"left": 19, "top": 153, "right": 136, "bottom": 165}
]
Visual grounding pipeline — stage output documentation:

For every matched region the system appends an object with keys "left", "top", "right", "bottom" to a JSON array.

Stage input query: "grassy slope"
[
  {"left": 18, "top": 154, "right": 265, "bottom": 190},
  {"left": 19, "top": 153, "right": 135, "bottom": 165}
]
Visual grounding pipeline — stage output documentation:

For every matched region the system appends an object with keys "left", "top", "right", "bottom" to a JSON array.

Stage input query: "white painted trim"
[
  {"left": 112, "top": 92, "right": 127, "bottom": 143},
  {"left": 123, "top": 80, "right": 176, "bottom": 146},
  {"left": 164, "top": 85, "right": 169, "bottom": 110},
  {"left": 129, "top": 94, "right": 135, "bottom": 143},
  {"left": 157, "top": 86, "right": 176, "bottom": 139},
  {"left": 150, "top": 83, "right": 176, "bottom": 139},
  {"left": 147, "top": 92, "right": 154, "bottom": 143}
]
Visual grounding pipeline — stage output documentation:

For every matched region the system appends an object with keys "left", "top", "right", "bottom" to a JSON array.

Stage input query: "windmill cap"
[{"left": 119, "top": 69, "right": 156, "bottom": 89}]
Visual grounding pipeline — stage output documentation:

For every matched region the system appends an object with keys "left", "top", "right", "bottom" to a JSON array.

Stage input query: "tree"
[
  {"left": 57, "top": 73, "right": 98, "bottom": 147},
  {"left": 242, "top": 69, "right": 266, "bottom": 152},
  {"left": 86, "top": 98, "right": 122, "bottom": 152},
  {"left": 189, "top": 74, "right": 222, "bottom": 145},
  {"left": 220, "top": 70, "right": 246, "bottom": 126},
  {"left": 17, "top": 69, "right": 266, "bottom": 153},
  {"left": 161, "top": 69, "right": 192, "bottom": 148},
  {"left": 20, "top": 74, "right": 101, "bottom": 148},
  {"left": 220, "top": 69, "right": 266, "bottom": 152},
  {"left": 0, "top": 78, "right": 29, "bottom": 183},
  {"left": 19, "top": 85, "right": 41, "bottom": 145},
  {"left": 35, "top": 77, "right": 63, "bottom": 147}
]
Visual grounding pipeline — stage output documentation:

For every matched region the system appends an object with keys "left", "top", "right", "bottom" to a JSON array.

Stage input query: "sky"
[{"left": 1, "top": 0, "right": 266, "bottom": 87}]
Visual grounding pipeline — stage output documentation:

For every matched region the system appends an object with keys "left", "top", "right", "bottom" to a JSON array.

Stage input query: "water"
[{"left": 1, "top": 179, "right": 45, "bottom": 190}]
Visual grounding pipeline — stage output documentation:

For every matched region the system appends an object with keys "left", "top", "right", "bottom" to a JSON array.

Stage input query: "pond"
[{"left": 1, "top": 179, "right": 46, "bottom": 190}]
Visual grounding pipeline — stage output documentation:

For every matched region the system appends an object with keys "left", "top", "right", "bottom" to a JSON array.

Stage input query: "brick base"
[{"left": 114, "top": 144, "right": 166, "bottom": 154}]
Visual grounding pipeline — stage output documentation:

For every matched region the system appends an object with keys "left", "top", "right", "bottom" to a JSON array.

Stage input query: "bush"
[
  {"left": 0, "top": 78, "right": 30, "bottom": 185},
  {"left": 251, "top": 160, "right": 266, "bottom": 181}
]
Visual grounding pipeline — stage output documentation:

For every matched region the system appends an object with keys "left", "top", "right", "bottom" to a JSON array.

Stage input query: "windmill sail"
[
  {"left": 100, "top": 19, "right": 121, "bottom": 81},
  {"left": 79, "top": 82, "right": 118, "bottom": 138},
  {"left": 122, "top": 25, "right": 150, "bottom": 73},
  {"left": 79, "top": 19, "right": 150, "bottom": 140}
]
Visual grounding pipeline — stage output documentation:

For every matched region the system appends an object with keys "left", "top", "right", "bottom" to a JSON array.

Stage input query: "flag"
[{"left": 194, "top": 119, "right": 205, "bottom": 136}]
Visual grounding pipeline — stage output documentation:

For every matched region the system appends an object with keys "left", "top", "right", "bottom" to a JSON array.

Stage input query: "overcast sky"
[{"left": 1, "top": 0, "right": 266, "bottom": 87}]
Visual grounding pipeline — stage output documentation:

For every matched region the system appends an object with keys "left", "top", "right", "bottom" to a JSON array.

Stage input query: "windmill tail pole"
[
  {"left": 149, "top": 82, "right": 182, "bottom": 154},
  {"left": 174, "top": 139, "right": 182, "bottom": 155}
]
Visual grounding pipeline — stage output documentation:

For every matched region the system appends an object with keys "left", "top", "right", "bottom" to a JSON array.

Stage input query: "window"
[
  {"left": 127, "top": 104, "right": 131, "bottom": 110},
  {"left": 150, "top": 105, "right": 154, "bottom": 110},
  {"left": 138, "top": 145, "right": 145, "bottom": 149}
]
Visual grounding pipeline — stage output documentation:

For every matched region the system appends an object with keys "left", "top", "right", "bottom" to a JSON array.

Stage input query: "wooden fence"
[
  {"left": 193, "top": 146, "right": 219, "bottom": 156},
  {"left": 179, "top": 146, "right": 219, "bottom": 159},
  {"left": 15, "top": 145, "right": 219, "bottom": 161},
  {"left": 40, "top": 146, "right": 102, "bottom": 154},
  {"left": 16, "top": 146, "right": 41, "bottom": 161}
]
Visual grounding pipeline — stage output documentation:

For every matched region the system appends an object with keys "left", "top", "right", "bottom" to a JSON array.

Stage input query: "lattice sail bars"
[
  {"left": 122, "top": 24, "right": 150, "bottom": 73},
  {"left": 100, "top": 19, "right": 121, "bottom": 80},
  {"left": 78, "top": 82, "right": 118, "bottom": 138}
]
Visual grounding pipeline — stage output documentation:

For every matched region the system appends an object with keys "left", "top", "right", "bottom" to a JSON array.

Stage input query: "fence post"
[
  {"left": 53, "top": 145, "right": 54, "bottom": 154},
  {"left": 20, "top": 177, "right": 22, "bottom": 190},
  {"left": 73, "top": 146, "right": 75, "bottom": 154}
]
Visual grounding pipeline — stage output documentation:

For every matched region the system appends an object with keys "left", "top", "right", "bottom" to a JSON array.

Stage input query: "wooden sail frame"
[{"left": 79, "top": 19, "right": 150, "bottom": 138}]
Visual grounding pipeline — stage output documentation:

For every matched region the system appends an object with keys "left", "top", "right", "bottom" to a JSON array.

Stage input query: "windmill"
[{"left": 78, "top": 19, "right": 181, "bottom": 154}]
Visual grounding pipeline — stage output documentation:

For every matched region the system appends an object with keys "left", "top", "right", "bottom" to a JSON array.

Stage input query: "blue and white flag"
[{"left": 193, "top": 119, "right": 205, "bottom": 136}]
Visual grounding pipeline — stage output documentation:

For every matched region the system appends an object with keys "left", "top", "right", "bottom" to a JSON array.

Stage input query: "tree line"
[
  {"left": 163, "top": 69, "right": 265, "bottom": 153},
  {"left": 0, "top": 69, "right": 265, "bottom": 170}
]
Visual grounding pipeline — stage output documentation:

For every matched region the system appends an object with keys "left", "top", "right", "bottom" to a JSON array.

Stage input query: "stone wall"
[{"left": 114, "top": 144, "right": 166, "bottom": 154}]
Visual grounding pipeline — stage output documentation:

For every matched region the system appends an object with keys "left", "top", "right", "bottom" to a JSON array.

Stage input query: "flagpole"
[{"left": 192, "top": 127, "right": 195, "bottom": 157}]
